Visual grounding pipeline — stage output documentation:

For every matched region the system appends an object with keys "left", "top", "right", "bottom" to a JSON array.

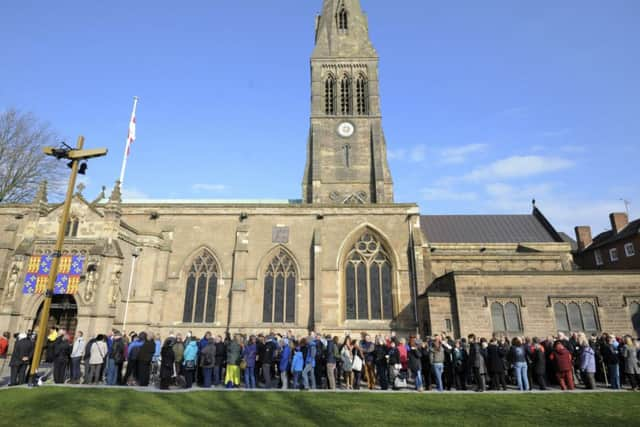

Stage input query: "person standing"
[
  {"left": 601, "top": 335, "right": 621, "bottom": 390},
  {"left": 9, "top": 333, "right": 33, "bottom": 386},
  {"left": 622, "top": 336, "right": 639, "bottom": 391},
  {"left": 0, "top": 332, "right": 9, "bottom": 359},
  {"left": 182, "top": 337, "right": 199, "bottom": 389},
  {"left": 531, "top": 338, "right": 547, "bottom": 390},
  {"left": 374, "top": 336, "right": 388, "bottom": 390},
  {"left": 578, "top": 333, "right": 596, "bottom": 390},
  {"left": 107, "top": 332, "right": 126, "bottom": 386},
  {"left": 429, "top": 337, "right": 445, "bottom": 392},
  {"left": 487, "top": 338, "right": 507, "bottom": 391},
  {"left": 224, "top": 335, "right": 242, "bottom": 388},
  {"left": 340, "top": 337, "right": 354, "bottom": 390},
  {"left": 550, "top": 342, "right": 575, "bottom": 390},
  {"left": 509, "top": 337, "right": 530, "bottom": 391},
  {"left": 279, "top": 337, "right": 291, "bottom": 390},
  {"left": 159, "top": 337, "right": 176, "bottom": 390},
  {"left": 88, "top": 335, "right": 107, "bottom": 384},
  {"left": 468, "top": 335, "right": 487, "bottom": 392},
  {"left": 52, "top": 333, "right": 72, "bottom": 384},
  {"left": 262, "top": 335, "right": 276, "bottom": 389},
  {"left": 137, "top": 332, "right": 156, "bottom": 387},
  {"left": 69, "top": 332, "right": 85, "bottom": 384},
  {"left": 200, "top": 337, "right": 216, "bottom": 388}
]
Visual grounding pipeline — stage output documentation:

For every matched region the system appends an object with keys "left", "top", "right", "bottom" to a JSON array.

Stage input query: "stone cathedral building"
[{"left": 1, "top": 0, "right": 639, "bottom": 340}]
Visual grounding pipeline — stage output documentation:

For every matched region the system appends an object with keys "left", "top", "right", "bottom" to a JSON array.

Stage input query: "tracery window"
[
  {"left": 325, "top": 75, "right": 336, "bottom": 115},
  {"left": 345, "top": 233, "right": 393, "bottom": 320},
  {"left": 356, "top": 74, "right": 369, "bottom": 115},
  {"left": 491, "top": 301, "right": 523, "bottom": 334},
  {"left": 553, "top": 300, "right": 599, "bottom": 334},
  {"left": 182, "top": 250, "right": 218, "bottom": 323},
  {"left": 338, "top": 7, "right": 348, "bottom": 31},
  {"left": 340, "top": 75, "right": 352, "bottom": 115},
  {"left": 263, "top": 249, "right": 296, "bottom": 324}
]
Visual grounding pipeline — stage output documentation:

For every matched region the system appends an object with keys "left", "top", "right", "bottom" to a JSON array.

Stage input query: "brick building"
[{"left": 574, "top": 213, "right": 640, "bottom": 270}]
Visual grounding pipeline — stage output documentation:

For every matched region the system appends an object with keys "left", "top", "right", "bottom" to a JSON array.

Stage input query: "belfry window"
[
  {"left": 263, "top": 249, "right": 296, "bottom": 324},
  {"left": 356, "top": 74, "right": 369, "bottom": 115},
  {"left": 345, "top": 232, "right": 393, "bottom": 320},
  {"left": 338, "top": 7, "right": 348, "bottom": 31},
  {"left": 340, "top": 75, "right": 352, "bottom": 115},
  {"left": 325, "top": 75, "right": 336, "bottom": 115},
  {"left": 183, "top": 250, "right": 218, "bottom": 323}
]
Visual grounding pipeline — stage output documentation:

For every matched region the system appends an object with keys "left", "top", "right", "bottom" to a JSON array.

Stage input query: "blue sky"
[{"left": 1, "top": 1, "right": 639, "bottom": 235}]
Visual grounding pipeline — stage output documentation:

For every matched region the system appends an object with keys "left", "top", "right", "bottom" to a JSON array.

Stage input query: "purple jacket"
[
  {"left": 242, "top": 343, "right": 257, "bottom": 368},
  {"left": 579, "top": 345, "right": 596, "bottom": 373}
]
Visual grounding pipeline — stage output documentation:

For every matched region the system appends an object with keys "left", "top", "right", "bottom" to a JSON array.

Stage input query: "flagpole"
[{"left": 119, "top": 96, "right": 139, "bottom": 188}]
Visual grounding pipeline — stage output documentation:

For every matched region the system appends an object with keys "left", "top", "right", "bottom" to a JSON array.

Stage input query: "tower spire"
[
  {"left": 303, "top": 0, "right": 394, "bottom": 204},
  {"left": 314, "top": 0, "right": 376, "bottom": 58}
]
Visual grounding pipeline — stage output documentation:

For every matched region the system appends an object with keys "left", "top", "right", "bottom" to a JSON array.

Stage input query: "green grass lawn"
[{"left": 0, "top": 388, "right": 638, "bottom": 427}]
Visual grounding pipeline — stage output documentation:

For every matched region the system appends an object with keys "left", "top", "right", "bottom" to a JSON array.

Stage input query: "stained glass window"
[
  {"left": 631, "top": 302, "right": 640, "bottom": 337},
  {"left": 491, "top": 301, "right": 522, "bottom": 333},
  {"left": 182, "top": 250, "right": 218, "bottom": 323},
  {"left": 491, "top": 303, "right": 506, "bottom": 333},
  {"left": 554, "top": 301, "right": 600, "bottom": 333},
  {"left": 345, "top": 233, "right": 393, "bottom": 320},
  {"left": 554, "top": 303, "right": 569, "bottom": 333},
  {"left": 263, "top": 250, "right": 297, "bottom": 324}
]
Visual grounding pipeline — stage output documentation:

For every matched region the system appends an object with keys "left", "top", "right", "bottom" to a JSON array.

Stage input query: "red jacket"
[
  {"left": 550, "top": 343, "right": 573, "bottom": 372},
  {"left": 0, "top": 336, "right": 8, "bottom": 357}
]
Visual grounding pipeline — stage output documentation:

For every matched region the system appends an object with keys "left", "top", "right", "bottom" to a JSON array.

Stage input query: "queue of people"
[{"left": 3, "top": 327, "right": 640, "bottom": 393}]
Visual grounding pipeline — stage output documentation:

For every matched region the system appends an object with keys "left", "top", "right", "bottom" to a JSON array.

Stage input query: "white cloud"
[
  {"left": 465, "top": 156, "right": 574, "bottom": 181},
  {"left": 409, "top": 145, "right": 426, "bottom": 163},
  {"left": 440, "top": 143, "right": 488, "bottom": 164},
  {"left": 484, "top": 182, "right": 555, "bottom": 211},
  {"left": 192, "top": 183, "right": 228, "bottom": 193}
]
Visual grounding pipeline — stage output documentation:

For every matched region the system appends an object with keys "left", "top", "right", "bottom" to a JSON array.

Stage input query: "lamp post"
[
  {"left": 29, "top": 136, "right": 107, "bottom": 385},
  {"left": 122, "top": 247, "right": 141, "bottom": 334}
]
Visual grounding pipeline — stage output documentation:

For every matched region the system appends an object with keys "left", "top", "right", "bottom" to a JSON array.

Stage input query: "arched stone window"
[
  {"left": 182, "top": 250, "right": 218, "bottom": 323},
  {"left": 553, "top": 300, "right": 599, "bottom": 334},
  {"left": 325, "top": 74, "right": 336, "bottom": 115},
  {"left": 338, "top": 7, "right": 348, "bottom": 31},
  {"left": 263, "top": 249, "right": 296, "bottom": 324},
  {"left": 356, "top": 74, "right": 369, "bottom": 115},
  {"left": 554, "top": 303, "right": 569, "bottom": 332},
  {"left": 345, "top": 232, "right": 393, "bottom": 320},
  {"left": 490, "top": 301, "right": 522, "bottom": 334},
  {"left": 340, "top": 75, "right": 352, "bottom": 115}
]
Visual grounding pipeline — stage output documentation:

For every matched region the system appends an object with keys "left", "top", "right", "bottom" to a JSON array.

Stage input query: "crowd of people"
[{"left": 2, "top": 327, "right": 639, "bottom": 393}]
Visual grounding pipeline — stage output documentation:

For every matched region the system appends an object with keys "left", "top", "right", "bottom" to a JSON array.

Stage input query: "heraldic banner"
[{"left": 22, "top": 254, "right": 85, "bottom": 295}]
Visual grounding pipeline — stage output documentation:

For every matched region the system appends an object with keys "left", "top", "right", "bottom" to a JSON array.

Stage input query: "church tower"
[{"left": 302, "top": 0, "right": 394, "bottom": 204}]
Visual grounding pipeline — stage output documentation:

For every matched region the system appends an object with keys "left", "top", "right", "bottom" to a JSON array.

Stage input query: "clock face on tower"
[{"left": 337, "top": 122, "right": 355, "bottom": 138}]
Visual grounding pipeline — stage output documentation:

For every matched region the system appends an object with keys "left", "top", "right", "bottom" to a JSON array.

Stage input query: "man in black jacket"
[
  {"left": 52, "top": 333, "right": 72, "bottom": 384},
  {"left": 9, "top": 333, "right": 33, "bottom": 386},
  {"left": 262, "top": 336, "right": 277, "bottom": 389},
  {"left": 107, "top": 332, "right": 126, "bottom": 385},
  {"left": 214, "top": 336, "right": 225, "bottom": 386},
  {"left": 136, "top": 332, "right": 156, "bottom": 387}
]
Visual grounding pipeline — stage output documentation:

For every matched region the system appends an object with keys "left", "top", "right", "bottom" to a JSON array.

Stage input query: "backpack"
[{"left": 203, "top": 349, "right": 214, "bottom": 366}]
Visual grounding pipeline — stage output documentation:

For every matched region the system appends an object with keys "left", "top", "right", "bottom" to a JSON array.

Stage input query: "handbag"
[
  {"left": 352, "top": 354, "right": 363, "bottom": 372},
  {"left": 184, "top": 359, "right": 196, "bottom": 370},
  {"left": 240, "top": 359, "right": 247, "bottom": 370}
]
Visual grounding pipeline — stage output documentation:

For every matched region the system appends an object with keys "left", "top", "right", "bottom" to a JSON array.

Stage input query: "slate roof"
[
  {"left": 420, "top": 214, "right": 560, "bottom": 244},
  {"left": 587, "top": 218, "right": 640, "bottom": 251}
]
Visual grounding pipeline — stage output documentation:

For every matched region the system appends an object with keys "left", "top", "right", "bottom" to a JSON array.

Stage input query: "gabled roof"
[
  {"left": 420, "top": 211, "right": 562, "bottom": 244},
  {"left": 588, "top": 218, "right": 640, "bottom": 251}
]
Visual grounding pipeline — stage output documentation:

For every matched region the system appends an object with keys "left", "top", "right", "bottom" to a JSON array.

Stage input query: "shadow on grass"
[{"left": 1, "top": 388, "right": 637, "bottom": 426}]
